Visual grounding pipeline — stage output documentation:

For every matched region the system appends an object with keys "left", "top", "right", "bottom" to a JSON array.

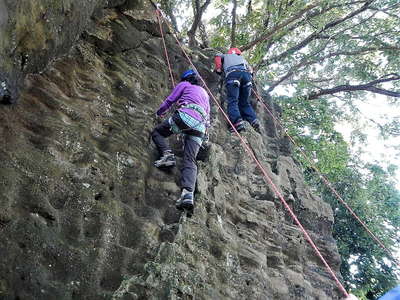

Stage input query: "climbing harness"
[
  {"left": 225, "top": 65, "right": 248, "bottom": 77},
  {"left": 170, "top": 112, "right": 204, "bottom": 138},
  {"left": 251, "top": 86, "right": 400, "bottom": 268},
  {"left": 181, "top": 103, "right": 207, "bottom": 120},
  {"left": 154, "top": 6, "right": 350, "bottom": 298},
  {"left": 226, "top": 79, "right": 241, "bottom": 87},
  {"left": 226, "top": 79, "right": 252, "bottom": 88}
]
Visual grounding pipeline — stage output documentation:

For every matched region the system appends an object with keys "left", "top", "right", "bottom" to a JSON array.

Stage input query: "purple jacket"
[{"left": 156, "top": 81, "right": 210, "bottom": 125}]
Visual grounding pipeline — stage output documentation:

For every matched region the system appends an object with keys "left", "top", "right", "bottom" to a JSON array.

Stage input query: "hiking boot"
[
  {"left": 154, "top": 150, "right": 176, "bottom": 168},
  {"left": 0, "top": 82, "right": 12, "bottom": 105},
  {"left": 251, "top": 119, "right": 261, "bottom": 134},
  {"left": 229, "top": 120, "right": 246, "bottom": 133},
  {"left": 176, "top": 189, "right": 194, "bottom": 211}
]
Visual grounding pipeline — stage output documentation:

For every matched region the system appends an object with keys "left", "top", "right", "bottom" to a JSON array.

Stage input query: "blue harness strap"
[
  {"left": 225, "top": 64, "right": 248, "bottom": 77},
  {"left": 182, "top": 103, "right": 207, "bottom": 120}
]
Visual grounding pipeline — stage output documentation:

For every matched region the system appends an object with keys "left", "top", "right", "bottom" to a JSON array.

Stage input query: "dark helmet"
[
  {"left": 180, "top": 69, "right": 199, "bottom": 85},
  {"left": 181, "top": 69, "right": 197, "bottom": 80}
]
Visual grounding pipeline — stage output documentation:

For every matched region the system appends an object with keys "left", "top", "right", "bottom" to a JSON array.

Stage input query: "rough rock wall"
[
  {"left": 0, "top": 1, "right": 343, "bottom": 299},
  {"left": 0, "top": 0, "right": 132, "bottom": 102}
]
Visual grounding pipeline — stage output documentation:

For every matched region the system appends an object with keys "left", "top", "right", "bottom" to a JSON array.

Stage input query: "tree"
[
  {"left": 187, "top": 0, "right": 212, "bottom": 47},
  {"left": 276, "top": 92, "right": 400, "bottom": 298},
  {"left": 166, "top": 0, "right": 400, "bottom": 296},
  {"left": 207, "top": 0, "right": 400, "bottom": 296},
  {"left": 160, "top": 0, "right": 180, "bottom": 32},
  {"left": 210, "top": 0, "right": 400, "bottom": 99},
  {"left": 230, "top": 0, "right": 238, "bottom": 47},
  {"left": 321, "top": 164, "right": 400, "bottom": 299}
]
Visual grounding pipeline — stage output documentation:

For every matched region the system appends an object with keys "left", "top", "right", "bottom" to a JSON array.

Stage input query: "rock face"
[
  {"left": 0, "top": 0, "right": 130, "bottom": 102},
  {"left": 0, "top": 1, "right": 343, "bottom": 299}
]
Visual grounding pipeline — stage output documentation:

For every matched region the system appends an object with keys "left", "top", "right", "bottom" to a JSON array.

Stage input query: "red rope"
[
  {"left": 252, "top": 88, "right": 400, "bottom": 267},
  {"left": 155, "top": 9, "right": 349, "bottom": 298},
  {"left": 155, "top": 9, "right": 175, "bottom": 87}
]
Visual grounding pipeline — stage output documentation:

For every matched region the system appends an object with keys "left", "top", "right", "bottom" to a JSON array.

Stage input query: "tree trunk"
[
  {"left": 199, "top": 21, "right": 209, "bottom": 48},
  {"left": 230, "top": 0, "right": 238, "bottom": 47},
  {"left": 305, "top": 75, "right": 400, "bottom": 100},
  {"left": 188, "top": 0, "right": 212, "bottom": 48},
  {"left": 160, "top": 0, "right": 179, "bottom": 33}
]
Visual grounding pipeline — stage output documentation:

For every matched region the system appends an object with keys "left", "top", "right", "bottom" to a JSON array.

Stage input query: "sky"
[{"left": 335, "top": 95, "right": 400, "bottom": 189}]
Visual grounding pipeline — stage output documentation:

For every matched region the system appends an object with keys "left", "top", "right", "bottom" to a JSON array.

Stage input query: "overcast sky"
[{"left": 335, "top": 96, "right": 400, "bottom": 189}]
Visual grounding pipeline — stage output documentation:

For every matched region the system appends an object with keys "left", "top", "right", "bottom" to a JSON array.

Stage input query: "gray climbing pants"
[{"left": 151, "top": 118, "right": 201, "bottom": 192}]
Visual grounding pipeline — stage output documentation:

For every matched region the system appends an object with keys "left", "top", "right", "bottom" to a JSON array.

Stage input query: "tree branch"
[
  {"left": 241, "top": 2, "right": 321, "bottom": 51},
  {"left": 199, "top": 21, "right": 209, "bottom": 48},
  {"left": 188, "top": 0, "right": 212, "bottom": 47},
  {"left": 266, "top": 46, "right": 398, "bottom": 93},
  {"left": 160, "top": 0, "right": 179, "bottom": 32},
  {"left": 246, "top": 0, "right": 252, "bottom": 16},
  {"left": 230, "top": 0, "right": 238, "bottom": 47},
  {"left": 293, "top": 77, "right": 336, "bottom": 85},
  {"left": 306, "top": 75, "right": 400, "bottom": 100},
  {"left": 266, "top": 41, "right": 333, "bottom": 93},
  {"left": 263, "top": 0, "right": 374, "bottom": 66},
  {"left": 369, "top": 2, "right": 400, "bottom": 19}
]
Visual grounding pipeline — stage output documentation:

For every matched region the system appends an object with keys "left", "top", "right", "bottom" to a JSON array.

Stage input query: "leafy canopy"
[{"left": 162, "top": 0, "right": 400, "bottom": 298}]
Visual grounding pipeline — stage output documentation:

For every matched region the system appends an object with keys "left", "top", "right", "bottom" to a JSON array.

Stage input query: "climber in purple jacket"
[{"left": 151, "top": 69, "right": 210, "bottom": 212}]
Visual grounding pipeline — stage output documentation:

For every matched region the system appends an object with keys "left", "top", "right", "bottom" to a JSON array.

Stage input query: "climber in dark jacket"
[
  {"left": 151, "top": 69, "right": 210, "bottom": 212},
  {"left": 214, "top": 47, "right": 260, "bottom": 134}
]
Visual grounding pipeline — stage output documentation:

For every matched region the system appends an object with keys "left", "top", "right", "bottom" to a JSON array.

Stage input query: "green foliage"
[
  {"left": 322, "top": 164, "right": 400, "bottom": 299},
  {"left": 275, "top": 94, "right": 400, "bottom": 299},
  {"left": 168, "top": 0, "right": 400, "bottom": 297},
  {"left": 277, "top": 95, "right": 351, "bottom": 180}
]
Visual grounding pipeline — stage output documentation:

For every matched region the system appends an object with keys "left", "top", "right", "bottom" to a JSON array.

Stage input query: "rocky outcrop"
[
  {"left": 0, "top": 0, "right": 343, "bottom": 299},
  {"left": 0, "top": 0, "right": 135, "bottom": 103}
]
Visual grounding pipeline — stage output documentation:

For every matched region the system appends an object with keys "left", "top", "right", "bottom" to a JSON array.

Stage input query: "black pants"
[{"left": 151, "top": 118, "right": 201, "bottom": 193}]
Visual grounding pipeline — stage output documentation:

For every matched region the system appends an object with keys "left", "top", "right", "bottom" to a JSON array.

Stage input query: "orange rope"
[{"left": 155, "top": 9, "right": 175, "bottom": 87}]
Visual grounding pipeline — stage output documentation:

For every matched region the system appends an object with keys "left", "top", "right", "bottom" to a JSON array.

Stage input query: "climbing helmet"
[
  {"left": 181, "top": 69, "right": 197, "bottom": 80},
  {"left": 228, "top": 47, "right": 242, "bottom": 55}
]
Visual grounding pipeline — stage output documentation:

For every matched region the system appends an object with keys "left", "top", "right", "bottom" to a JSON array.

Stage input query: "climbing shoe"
[
  {"left": 229, "top": 120, "right": 246, "bottom": 133},
  {"left": 0, "top": 81, "right": 12, "bottom": 105},
  {"left": 251, "top": 119, "right": 261, "bottom": 134},
  {"left": 154, "top": 150, "right": 176, "bottom": 168},
  {"left": 176, "top": 189, "right": 194, "bottom": 211}
]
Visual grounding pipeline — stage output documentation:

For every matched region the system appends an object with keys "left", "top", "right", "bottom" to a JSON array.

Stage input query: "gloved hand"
[
  {"left": 156, "top": 107, "right": 166, "bottom": 117},
  {"left": 155, "top": 111, "right": 166, "bottom": 123}
]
